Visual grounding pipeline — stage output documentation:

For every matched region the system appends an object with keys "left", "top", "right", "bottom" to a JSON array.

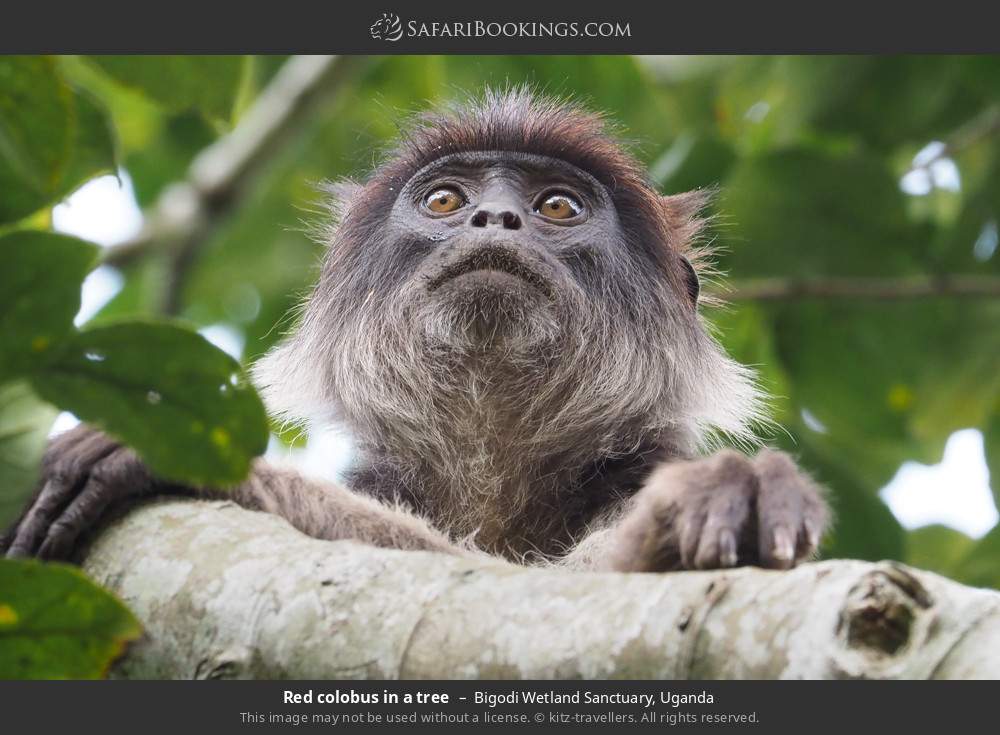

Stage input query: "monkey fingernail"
[
  {"left": 719, "top": 529, "right": 738, "bottom": 567},
  {"left": 772, "top": 527, "right": 794, "bottom": 561}
]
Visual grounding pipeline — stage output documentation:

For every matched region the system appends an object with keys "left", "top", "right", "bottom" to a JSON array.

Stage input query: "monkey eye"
[
  {"left": 534, "top": 191, "right": 583, "bottom": 220},
  {"left": 423, "top": 187, "right": 466, "bottom": 214}
]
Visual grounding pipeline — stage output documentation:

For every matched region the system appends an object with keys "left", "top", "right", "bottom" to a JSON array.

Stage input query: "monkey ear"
[
  {"left": 660, "top": 189, "right": 713, "bottom": 245},
  {"left": 318, "top": 179, "right": 363, "bottom": 222},
  {"left": 661, "top": 189, "right": 712, "bottom": 222},
  {"left": 660, "top": 190, "right": 712, "bottom": 307},
  {"left": 679, "top": 255, "right": 700, "bottom": 305}
]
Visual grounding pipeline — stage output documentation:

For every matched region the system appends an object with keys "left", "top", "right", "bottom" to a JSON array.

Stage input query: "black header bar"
[{"left": 2, "top": 2, "right": 999, "bottom": 54}]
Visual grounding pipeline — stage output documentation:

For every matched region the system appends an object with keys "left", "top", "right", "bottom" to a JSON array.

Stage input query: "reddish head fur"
[{"left": 367, "top": 88, "right": 708, "bottom": 289}]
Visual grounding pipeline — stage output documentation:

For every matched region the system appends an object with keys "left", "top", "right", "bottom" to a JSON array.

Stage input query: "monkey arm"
[
  {"left": 1, "top": 425, "right": 463, "bottom": 562},
  {"left": 229, "top": 463, "right": 461, "bottom": 555}
]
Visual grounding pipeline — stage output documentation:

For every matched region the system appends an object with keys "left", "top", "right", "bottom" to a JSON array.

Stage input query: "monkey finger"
[
  {"left": 695, "top": 495, "right": 751, "bottom": 569},
  {"left": 5, "top": 476, "right": 79, "bottom": 558},
  {"left": 752, "top": 452, "right": 818, "bottom": 569},
  {"left": 8, "top": 434, "right": 132, "bottom": 559},
  {"left": 36, "top": 494, "right": 97, "bottom": 561},
  {"left": 37, "top": 456, "right": 135, "bottom": 561},
  {"left": 677, "top": 509, "right": 708, "bottom": 569},
  {"left": 761, "top": 525, "right": 796, "bottom": 570},
  {"left": 794, "top": 526, "right": 815, "bottom": 563},
  {"left": 795, "top": 511, "right": 828, "bottom": 561},
  {"left": 718, "top": 528, "right": 739, "bottom": 567},
  {"left": 693, "top": 525, "right": 741, "bottom": 570}
]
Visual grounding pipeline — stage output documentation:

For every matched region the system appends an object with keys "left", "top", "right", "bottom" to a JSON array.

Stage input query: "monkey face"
[{"left": 378, "top": 151, "right": 635, "bottom": 353}]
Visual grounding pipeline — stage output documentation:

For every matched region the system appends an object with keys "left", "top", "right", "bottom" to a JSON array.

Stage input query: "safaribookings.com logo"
[
  {"left": 369, "top": 13, "right": 631, "bottom": 42},
  {"left": 370, "top": 13, "right": 404, "bottom": 41}
]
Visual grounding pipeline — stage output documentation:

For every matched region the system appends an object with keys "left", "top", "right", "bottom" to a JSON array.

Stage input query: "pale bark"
[{"left": 82, "top": 499, "right": 1000, "bottom": 680}]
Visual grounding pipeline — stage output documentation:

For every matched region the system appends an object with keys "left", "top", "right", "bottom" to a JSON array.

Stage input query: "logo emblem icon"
[{"left": 370, "top": 13, "right": 403, "bottom": 42}]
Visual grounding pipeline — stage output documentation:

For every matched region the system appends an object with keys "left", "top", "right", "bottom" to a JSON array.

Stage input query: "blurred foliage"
[
  {"left": 0, "top": 559, "right": 140, "bottom": 679},
  {"left": 87, "top": 56, "right": 246, "bottom": 123},
  {"left": 1, "top": 54, "right": 999, "bottom": 675},
  {"left": 0, "top": 56, "right": 270, "bottom": 677},
  {"left": 0, "top": 57, "right": 116, "bottom": 223}
]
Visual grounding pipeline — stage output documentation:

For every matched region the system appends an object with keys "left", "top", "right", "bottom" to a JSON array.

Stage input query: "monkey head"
[{"left": 254, "top": 90, "right": 761, "bottom": 461}]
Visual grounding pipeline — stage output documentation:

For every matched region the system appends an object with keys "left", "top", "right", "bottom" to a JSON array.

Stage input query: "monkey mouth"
[{"left": 427, "top": 246, "right": 554, "bottom": 299}]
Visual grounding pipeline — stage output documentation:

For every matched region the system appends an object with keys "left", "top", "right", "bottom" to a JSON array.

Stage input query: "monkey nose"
[{"left": 469, "top": 204, "right": 522, "bottom": 230}]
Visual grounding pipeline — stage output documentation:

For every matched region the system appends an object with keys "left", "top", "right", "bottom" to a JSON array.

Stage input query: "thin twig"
[{"left": 713, "top": 274, "right": 1000, "bottom": 302}]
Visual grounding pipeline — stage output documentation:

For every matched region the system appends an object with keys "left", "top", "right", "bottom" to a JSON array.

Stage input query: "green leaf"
[
  {"left": 720, "top": 149, "right": 920, "bottom": 278},
  {"left": 30, "top": 322, "right": 268, "bottom": 485},
  {"left": 0, "top": 231, "right": 99, "bottom": 379},
  {"left": 711, "top": 57, "right": 988, "bottom": 153},
  {"left": 806, "top": 57, "right": 983, "bottom": 151},
  {"left": 0, "top": 559, "right": 140, "bottom": 679},
  {"left": 88, "top": 56, "right": 245, "bottom": 122},
  {"left": 61, "top": 88, "right": 118, "bottom": 190},
  {"left": 56, "top": 55, "right": 162, "bottom": 155},
  {"left": 0, "top": 57, "right": 73, "bottom": 224},
  {"left": 0, "top": 382, "right": 58, "bottom": 528},
  {"left": 0, "top": 57, "right": 117, "bottom": 225},
  {"left": 771, "top": 299, "right": 1000, "bottom": 489}
]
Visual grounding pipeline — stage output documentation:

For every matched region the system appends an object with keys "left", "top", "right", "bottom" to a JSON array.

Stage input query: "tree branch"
[
  {"left": 101, "top": 55, "right": 365, "bottom": 313},
  {"left": 712, "top": 274, "right": 1000, "bottom": 302},
  {"left": 82, "top": 500, "right": 1000, "bottom": 679}
]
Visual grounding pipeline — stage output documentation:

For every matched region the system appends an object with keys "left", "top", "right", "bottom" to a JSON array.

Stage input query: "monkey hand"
[
  {"left": 607, "top": 449, "right": 829, "bottom": 572},
  {"left": 1, "top": 425, "right": 164, "bottom": 561}
]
